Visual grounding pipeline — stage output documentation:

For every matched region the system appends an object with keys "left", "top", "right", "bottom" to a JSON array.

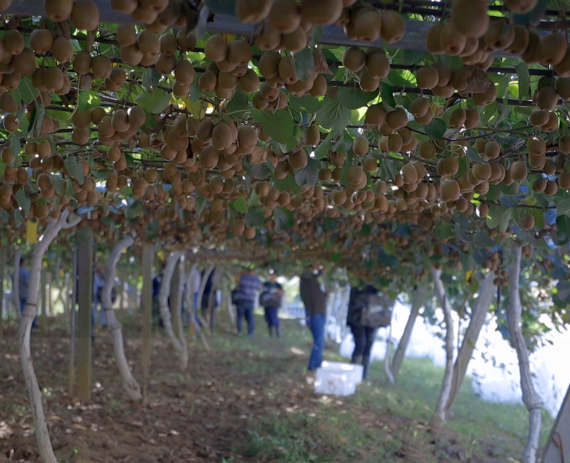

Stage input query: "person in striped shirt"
[{"left": 235, "top": 267, "right": 262, "bottom": 336}]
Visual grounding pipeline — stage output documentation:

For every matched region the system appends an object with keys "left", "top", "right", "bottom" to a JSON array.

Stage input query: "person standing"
[
  {"left": 260, "top": 272, "right": 284, "bottom": 338},
  {"left": 300, "top": 264, "right": 327, "bottom": 371},
  {"left": 92, "top": 263, "right": 106, "bottom": 327},
  {"left": 152, "top": 271, "right": 163, "bottom": 328},
  {"left": 187, "top": 266, "right": 202, "bottom": 326},
  {"left": 347, "top": 283, "right": 392, "bottom": 380},
  {"left": 235, "top": 267, "right": 262, "bottom": 337},
  {"left": 17, "top": 257, "right": 36, "bottom": 328}
]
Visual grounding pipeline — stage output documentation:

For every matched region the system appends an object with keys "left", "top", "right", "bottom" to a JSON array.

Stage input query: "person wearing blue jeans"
[
  {"left": 261, "top": 273, "right": 284, "bottom": 338},
  {"left": 235, "top": 268, "right": 262, "bottom": 337},
  {"left": 300, "top": 265, "right": 327, "bottom": 371}
]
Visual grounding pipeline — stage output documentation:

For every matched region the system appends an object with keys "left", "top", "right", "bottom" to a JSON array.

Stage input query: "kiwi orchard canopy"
[{"left": 0, "top": 0, "right": 570, "bottom": 461}]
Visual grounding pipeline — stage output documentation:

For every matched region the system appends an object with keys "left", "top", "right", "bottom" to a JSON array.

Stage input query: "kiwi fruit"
[
  {"left": 227, "top": 40, "right": 253, "bottom": 66},
  {"left": 472, "top": 83, "right": 497, "bottom": 106},
  {"left": 483, "top": 20, "right": 515, "bottom": 51},
  {"left": 542, "top": 112, "right": 559, "bottom": 133},
  {"left": 352, "top": 134, "right": 369, "bottom": 156},
  {"left": 427, "top": 23, "right": 444, "bottom": 54},
  {"left": 30, "top": 29, "right": 53, "bottom": 55},
  {"left": 255, "top": 24, "right": 282, "bottom": 51},
  {"left": 504, "top": 25, "right": 530, "bottom": 56},
  {"left": 505, "top": 0, "right": 538, "bottom": 13},
  {"left": 380, "top": 11, "right": 406, "bottom": 44},
  {"left": 52, "top": 37, "right": 74, "bottom": 63},
  {"left": 45, "top": 0, "right": 74, "bottom": 21},
  {"left": 359, "top": 68, "right": 380, "bottom": 92},
  {"left": 71, "top": 0, "right": 100, "bottom": 31},
  {"left": 409, "top": 97, "right": 430, "bottom": 118},
  {"left": 537, "top": 32, "right": 567, "bottom": 66},
  {"left": 519, "top": 214, "right": 535, "bottom": 230},
  {"left": 205, "top": 35, "right": 228, "bottom": 62},
  {"left": 559, "top": 134, "right": 570, "bottom": 154},
  {"left": 301, "top": 0, "right": 343, "bottom": 26},
  {"left": 110, "top": 0, "right": 138, "bottom": 14},
  {"left": 269, "top": 0, "right": 301, "bottom": 33},
  {"left": 236, "top": 0, "right": 272, "bottom": 24},
  {"left": 537, "top": 86, "right": 559, "bottom": 110},
  {"left": 177, "top": 30, "right": 197, "bottom": 52},
  {"left": 92, "top": 55, "right": 113, "bottom": 78},
  {"left": 440, "top": 179, "right": 461, "bottom": 202},
  {"left": 281, "top": 27, "right": 308, "bottom": 53},
  {"left": 386, "top": 108, "right": 409, "bottom": 130},
  {"left": 342, "top": 47, "right": 366, "bottom": 73},
  {"left": 353, "top": 8, "right": 382, "bottom": 43},
  {"left": 12, "top": 49, "right": 37, "bottom": 76},
  {"left": 347, "top": 166, "right": 365, "bottom": 186},
  {"left": 449, "top": 108, "right": 466, "bottom": 128},
  {"left": 3, "top": 30, "right": 25, "bottom": 55},
  {"left": 558, "top": 171, "right": 570, "bottom": 189},
  {"left": 303, "top": 125, "right": 321, "bottom": 146},
  {"left": 529, "top": 109, "right": 549, "bottom": 127},
  {"left": 510, "top": 160, "right": 528, "bottom": 181},
  {"left": 289, "top": 150, "right": 308, "bottom": 169},
  {"left": 464, "top": 109, "right": 480, "bottom": 129},
  {"left": 439, "top": 24, "right": 466, "bottom": 56},
  {"left": 416, "top": 66, "right": 439, "bottom": 89},
  {"left": 452, "top": 0, "right": 489, "bottom": 38},
  {"left": 527, "top": 136, "right": 546, "bottom": 155}
]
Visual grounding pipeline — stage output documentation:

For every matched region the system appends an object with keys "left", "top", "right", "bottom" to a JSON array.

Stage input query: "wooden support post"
[
  {"left": 543, "top": 384, "right": 570, "bottom": 462},
  {"left": 68, "top": 251, "right": 77, "bottom": 396},
  {"left": 171, "top": 259, "right": 181, "bottom": 341},
  {"left": 39, "top": 267, "right": 47, "bottom": 336},
  {"left": 141, "top": 243, "right": 153, "bottom": 400},
  {"left": 76, "top": 230, "right": 93, "bottom": 402},
  {"left": 0, "top": 246, "right": 5, "bottom": 340}
]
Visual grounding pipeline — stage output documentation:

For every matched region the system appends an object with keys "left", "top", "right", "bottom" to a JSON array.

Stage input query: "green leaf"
[
  {"left": 243, "top": 155, "right": 272, "bottom": 179},
  {"left": 14, "top": 188, "right": 31, "bottom": 217},
  {"left": 289, "top": 95, "right": 323, "bottom": 113},
  {"left": 125, "top": 201, "right": 142, "bottom": 220},
  {"left": 196, "top": 195, "right": 207, "bottom": 218},
  {"left": 135, "top": 89, "right": 170, "bottom": 114},
  {"left": 232, "top": 196, "right": 248, "bottom": 214},
  {"left": 274, "top": 206, "right": 294, "bottom": 232},
  {"left": 78, "top": 91, "right": 102, "bottom": 112},
  {"left": 63, "top": 156, "right": 85, "bottom": 185},
  {"left": 274, "top": 175, "right": 302, "bottom": 194},
  {"left": 293, "top": 47, "right": 315, "bottom": 82},
  {"left": 257, "top": 109, "right": 294, "bottom": 144},
  {"left": 225, "top": 88, "right": 249, "bottom": 113},
  {"left": 380, "top": 82, "right": 397, "bottom": 109},
  {"left": 294, "top": 158, "right": 319, "bottom": 187},
  {"left": 9, "top": 134, "right": 20, "bottom": 158},
  {"left": 557, "top": 199, "right": 570, "bottom": 217},
  {"left": 424, "top": 118, "right": 447, "bottom": 140},
  {"left": 384, "top": 239, "right": 396, "bottom": 255},
  {"left": 556, "top": 215, "right": 570, "bottom": 245},
  {"left": 314, "top": 131, "right": 333, "bottom": 159},
  {"left": 486, "top": 206, "right": 513, "bottom": 233},
  {"left": 245, "top": 207, "right": 265, "bottom": 228},
  {"left": 205, "top": 0, "right": 236, "bottom": 16},
  {"left": 434, "top": 223, "right": 454, "bottom": 239},
  {"left": 143, "top": 68, "right": 160, "bottom": 91},
  {"left": 473, "top": 230, "right": 493, "bottom": 248},
  {"left": 17, "top": 76, "right": 40, "bottom": 104},
  {"left": 316, "top": 96, "right": 351, "bottom": 133},
  {"left": 466, "top": 146, "right": 489, "bottom": 164},
  {"left": 189, "top": 76, "right": 202, "bottom": 103},
  {"left": 402, "top": 50, "right": 426, "bottom": 65},
  {"left": 30, "top": 104, "right": 45, "bottom": 138},
  {"left": 516, "top": 62, "right": 530, "bottom": 102},
  {"left": 337, "top": 87, "right": 378, "bottom": 110}
]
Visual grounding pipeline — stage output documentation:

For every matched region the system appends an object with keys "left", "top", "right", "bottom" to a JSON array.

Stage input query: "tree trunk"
[
  {"left": 542, "top": 382, "right": 570, "bottom": 462},
  {"left": 47, "top": 272, "right": 53, "bottom": 317},
  {"left": 197, "top": 264, "right": 215, "bottom": 327},
  {"left": 508, "top": 243, "right": 542, "bottom": 463},
  {"left": 174, "top": 255, "right": 188, "bottom": 364},
  {"left": 445, "top": 272, "right": 496, "bottom": 412},
  {"left": 19, "top": 211, "right": 81, "bottom": 463},
  {"left": 0, "top": 246, "right": 5, "bottom": 340},
  {"left": 170, "top": 258, "right": 182, "bottom": 341},
  {"left": 102, "top": 234, "right": 142, "bottom": 402},
  {"left": 158, "top": 251, "right": 187, "bottom": 368},
  {"left": 68, "top": 248, "right": 78, "bottom": 396},
  {"left": 141, "top": 243, "right": 153, "bottom": 400},
  {"left": 13, "top": 248, "right": 21, "bottom": 320},
  {"left": 76, "top": 228, "right": 92, "bottom": 403},
  {"left": 39, "top": 268, "right": 47, "bottom": 336},
  {"left": 391, "top": 285, "right": 427, "bottom": 382},
  {"left": 430, "top": 266, "right": 455, "bottom": 429}
]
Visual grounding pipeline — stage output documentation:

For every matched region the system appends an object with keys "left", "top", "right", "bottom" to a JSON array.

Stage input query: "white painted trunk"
[
  {"left": 391, "top": 285, "right": 427, "bottom": 382},
  {"left": 173, "top": 256, "right": 188, "bottom": 368},
  {"left": 158, "top": 252, "right": 186, "bottom": 359},
  {"left": 196, "top": 264, "right": 215, "bottom": 327},
  {"left": 445, "top": 272, "right": 496, "bottom": 412},
  {"left": 19, "top": 211, "right": 80, "bottom": 463},
  {"left": 508, "top": 243, "right": 542, "bottom": 463},
  {"left": 102, "top": 234, "right": 142, "bottom": 402},
  {"left": 430, "top": 266, "right": 455, "bottom": 429}
]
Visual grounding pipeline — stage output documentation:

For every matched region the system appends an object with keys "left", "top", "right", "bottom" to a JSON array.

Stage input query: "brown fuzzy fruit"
[
  {"left": 519, "top": 214, "right": 535, "bottom": 230},
  {"left": 301, "top": 0, "right": 343, "bottom": 25},
  {"left": 380, "top": 11, "right": 406, "bottom": 44},
  {"left": 440, "top": 24, "right": 466, "bottom": 56},
  {"left": 269, "top": 0, "right": 301, "bottom": 33},
  {"left": 505, "top": 0, "right": 538, "bottom": 13},
  {"left": 236, "top": 0, "right": 272, "bottom": 24},
  {"left": 71, "top": 0, "right": 100, "bottom": 31},
  {"left": 416, "top": 66, "right": 439, "bottom": 89},
  {"left": 537, "top": 32, "right": 567, "bottom": 66},
  {"left": 537, "top": 86, "right": 559, "bottom": 111},
  {"left": 510, "top": 160, "right": 528, "bottom": 181},
  {"left": 342, "top": 47, "right": 366, "bottom": 73},
  {"left": 205, "top": 35, "right": 228, "bottom": 62},
  {"left": 440, "top": 179, "right": 461, "bottom": 201},
  {"left": 451, "top": 0, "right": 489, "bottom": 38}
]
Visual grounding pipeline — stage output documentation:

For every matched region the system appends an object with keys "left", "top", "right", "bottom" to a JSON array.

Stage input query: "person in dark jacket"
[
  {"left": 300, "top": 265, "right": 327, "bottom": 371},
  {"left": 260, "top": 272, "right": 284, "bottom": 338},
  {"left": 347, "top": 284, "right": 391, "bottom": 380}
]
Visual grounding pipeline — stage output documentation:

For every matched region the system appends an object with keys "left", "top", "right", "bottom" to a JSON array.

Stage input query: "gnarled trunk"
[
  {"left": 390, "top": 285, "right": 427, "bottom": 382},
  {"left": 19, "top": 210, "right": 81, "bottom": 463},
  {"left": 430, "top": 266, "right": 455, "bottom": 429},
  {"left": 508, "top": 243, "right": 541, "bottom": 463},
  {"left": 102, "top": 234, "right": 142, "bottom": 401},
  {"left": 159, "top": 251, "right": 187, "bottom": 368},
  {"left": 13, "top": 248, "right": 21, "bottom": 320},
  {"left": 197, "top": 264, "right": 215, "bottom": 328}
]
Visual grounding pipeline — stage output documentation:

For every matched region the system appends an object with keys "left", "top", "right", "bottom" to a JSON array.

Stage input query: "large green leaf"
[
  {"left": 316, "top": 97, "right": 351, "bottom": 133},
  {"left": 337, "top": 87, "right": 378, "bottom": 110},
  {"left": 486, "top": 206, "right": 513, "bottom": 232},
  {"left": 242, "top": 155, "right": 271, "bottom": 179},
  {"left": 14, "top": 76, "right": 40, "bottom": 104},
  {"left": 225, "top": 88, "right": 249, "bottom": 113},
  {"left": 14, "top": 188, "right": 31, "bottom": 218},
  {"left": 135, "top": 89, "right": 170, "bottom": 114},
  {"left": 516, "top": 62, "right": 530, "bottom": 102},
  {"left": 274, "top": 206, "right": 294, "bottom": 232},
  {"left": 424, "top": 118, "right": 447, "bottom": 140},
  {"left": 257, "top": 109, "right": 294, "bottom": 143},
  {"left": 293, "top": 47, "right": 315, "bottom": 82},
  {"left": 314, "top": 131, "right": 333, "bottom": 159},
  {"left": 274, "top": 175, "right": 302, "bottom": 194},
  {"left": 64, "top": 156, "right": 85, "bottom": 185},
  {"left": 557, "top": 198, "right": 570, "bottom": 217},
  {"left": 245, "top": 207, "right": 265, "bottom": 228},
  {"left": 232, "top": 196, "right": 248, "bottom": 214},
  {"left": 294, "top": 158, "right": 319, "bottom": 187},
  {"left": 78, "top": 91, "right": 102, "bottom": 112},
  {"left": 289, "top": 95, "right": 323, "bottom": 113},
  {"left": 380, "top": 82, "right": 397, "bottom": 109}
]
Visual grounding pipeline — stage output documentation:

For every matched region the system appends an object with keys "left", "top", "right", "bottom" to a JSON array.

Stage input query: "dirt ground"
[{"left": 0, "top": 316, "right": 513, "bottom": 463}]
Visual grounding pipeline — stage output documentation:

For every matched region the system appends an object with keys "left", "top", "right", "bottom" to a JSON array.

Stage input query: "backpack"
[
  {"left": 349, "top": 293, "right": 392, "bottom": 328},
  {"left": 259, "top": 289, "right": 282, "bottom": 308},
  {"left": 97, "top": 286, "right": 117, "bottom": 304},
  {"left": 231, "top": 288, "right": 241, "bottom": 305}
]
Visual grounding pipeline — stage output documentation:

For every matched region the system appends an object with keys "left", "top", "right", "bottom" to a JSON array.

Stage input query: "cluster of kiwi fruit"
[
  {"left": 342, "top": 47, "right": 390, "bottom": 92},
  {"left": 110, "top": 0, "right": 191, "bottom": 33}
]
